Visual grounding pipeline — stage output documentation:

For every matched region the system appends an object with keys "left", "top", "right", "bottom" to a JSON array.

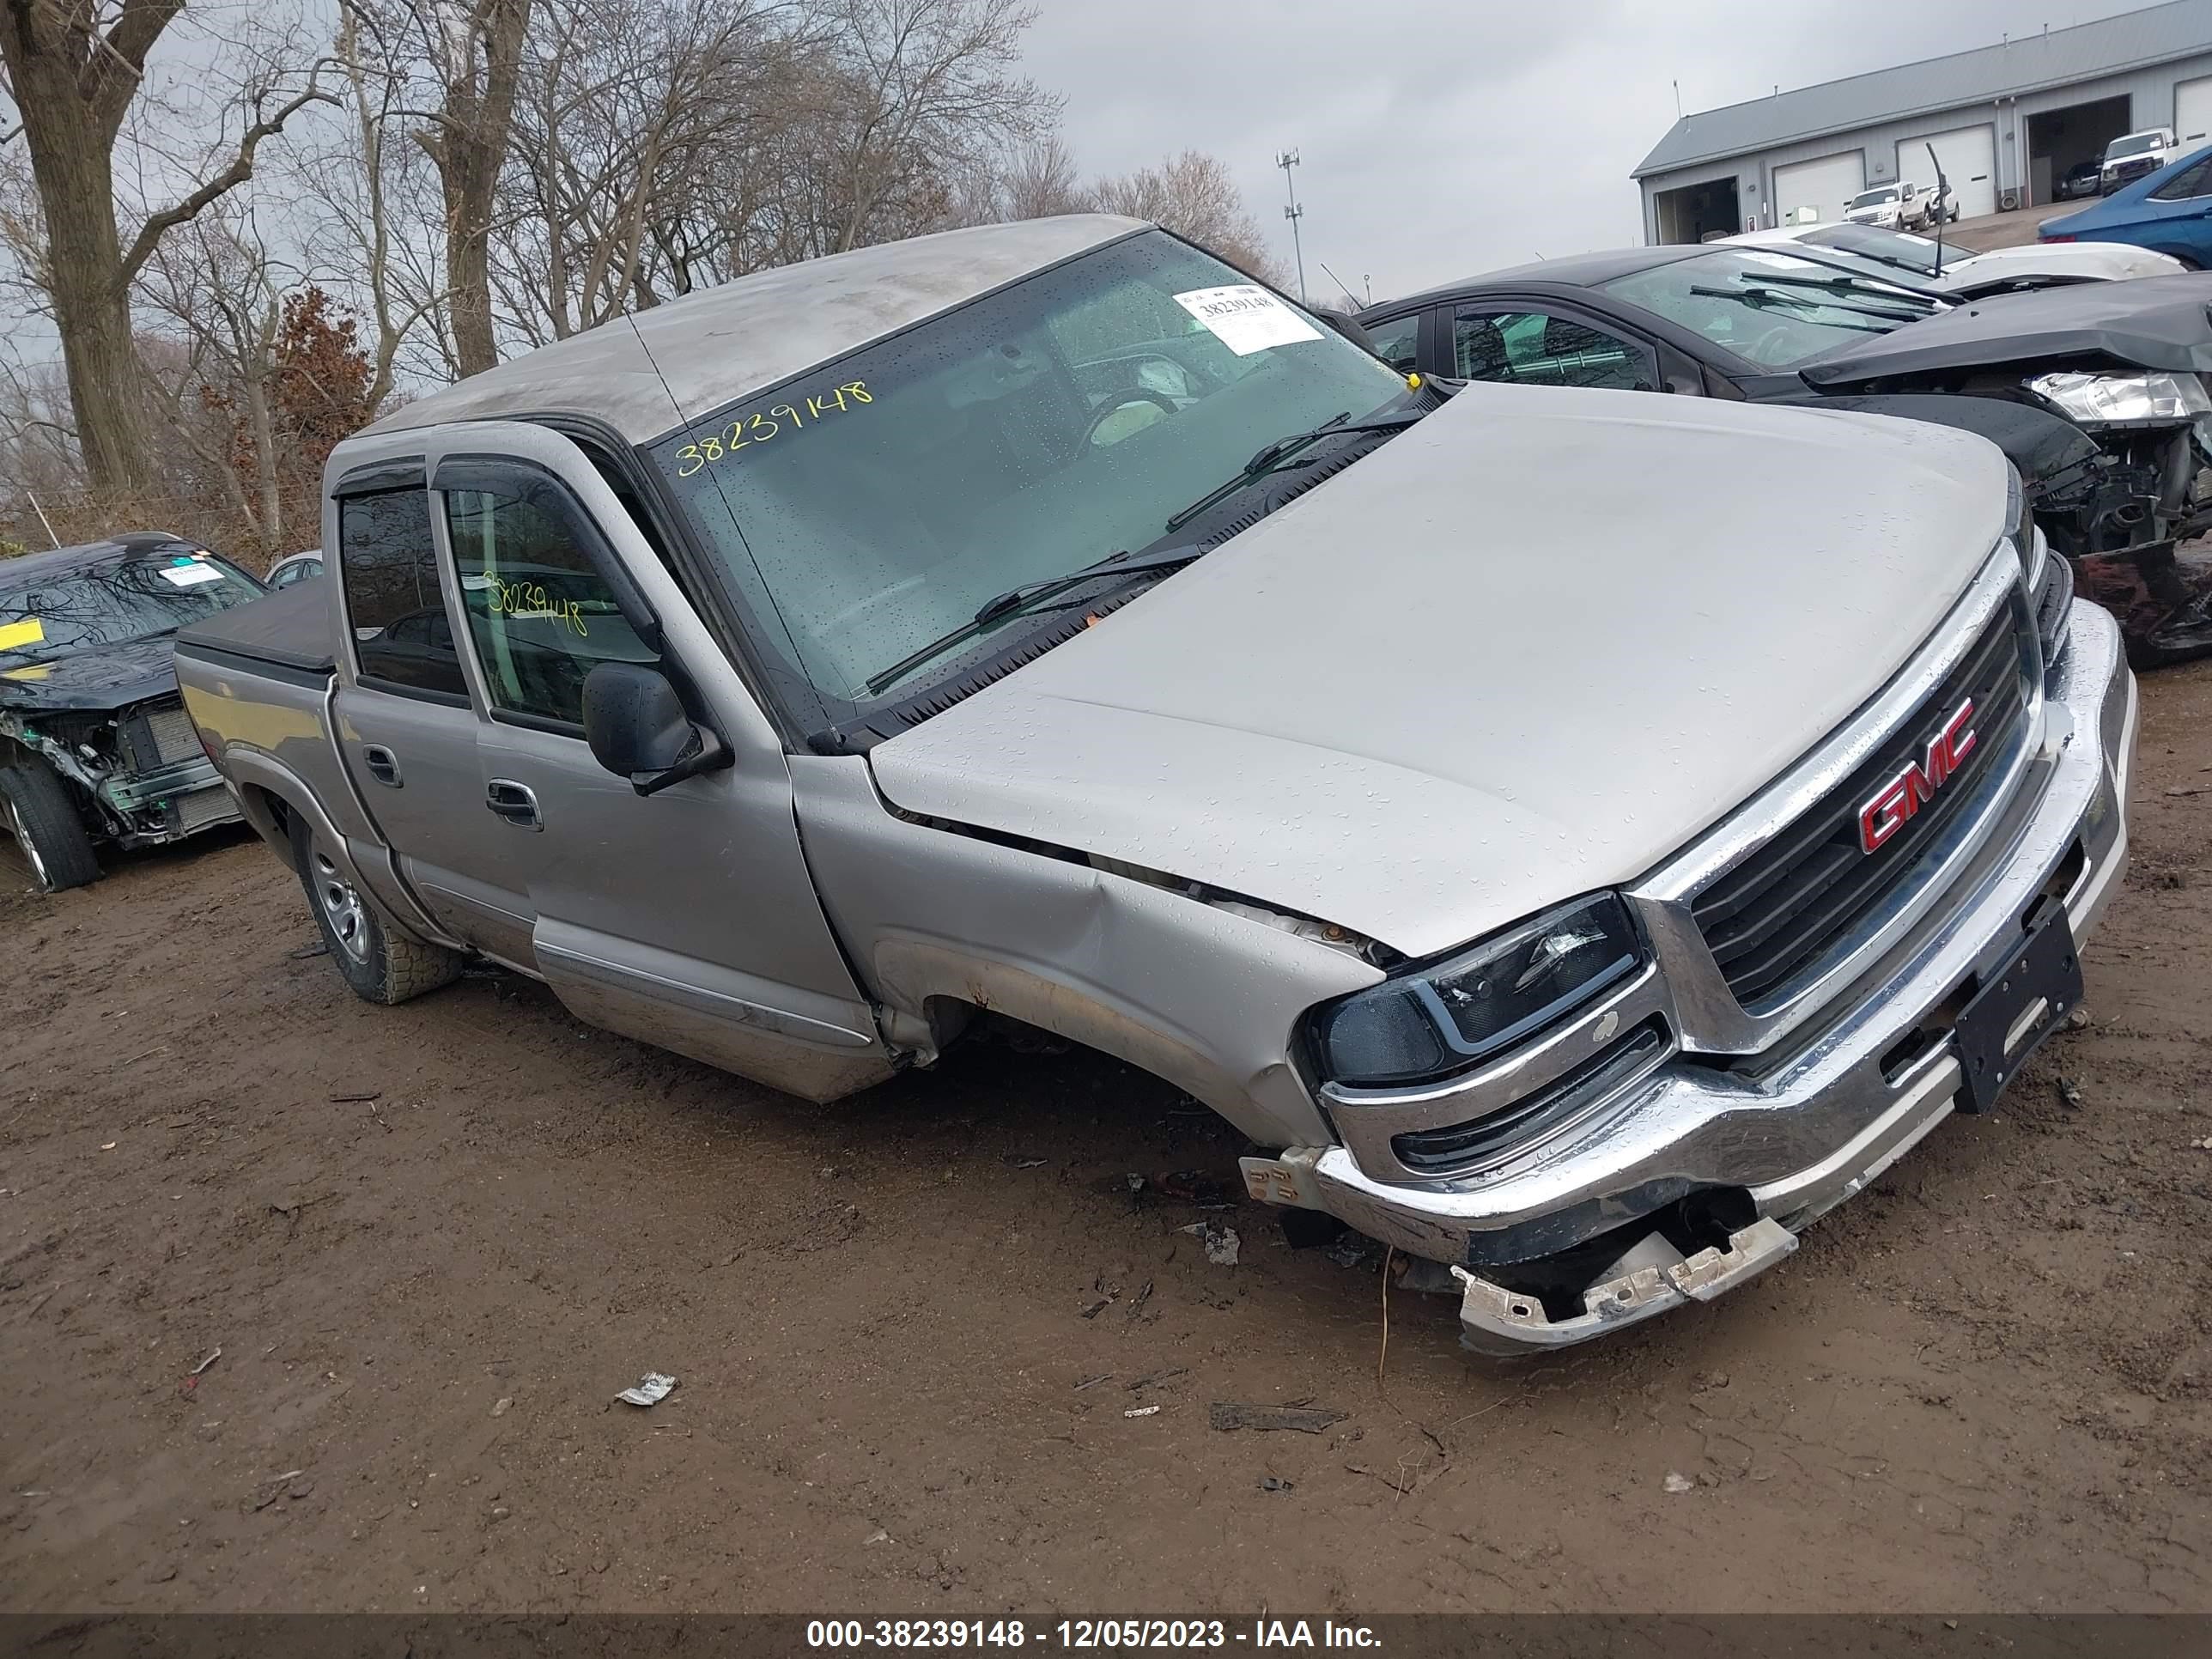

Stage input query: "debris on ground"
[
  {"left": 1156, "top": 1170, "right": 1230, "bottom": 1206},
  {"left": 1003, "top": 1156, "right": 1048, "bottom": 1170},
  {"left": 1326, "top": 1231, "right": 1380, "bottom": 1269},
  {"left": 99, "top": 1142, "right": 116, "bottom": 1152},
  {"left": 2058, "top": 1076, "right": 2084, "bottom": 1109},
  {"left": 2164, "top": 784, "right": 2209, "bottom": 797},
  {"left": 330, "top": 1091, "right": 381, "bottom": 1104},
  {"left": 1259, "top": 1476, "right": 1294, "bottom": 1492},
  {"left": 1127, "top": 1366, "right": 1188, "bottom": 1393},
  {"left": 1073, "top": 1373, "right": 1113, "bottom": 1391},
  {"left": 1663, "top": 1472, "right": 1696, "bottom": 1493},
  {"left": 1124, "top": 1405, "right": 1160, "bottom": 1419},
  {"left": 1178, "top": 1220, "right": 1240, "bottom": 1265},
  {"left": 865, "top": 1528, "right": 891, "bottom": 1545},
  {"left": 2064, "top": 1006, "right": 2093, "bottom": 1030},
  {"left": 1208, "top": 1401, "right": 1348, "bottom": 1435},
  {"left": 1125, "top": 1279, "right": 1154, "bottom": 1316},
  {"left": 491, "top": 1396, "right": 514, "bottom": 1417},
  {"left": 2190, "top": 1137, "right": 2212, "bottom": 1151},
  {"left": 188, "top": 1346, "right": 222, "bottom": 1376},
  {"left": 1392, "top": 1257, "right": 1459, "bottom": 1296},
  {"left": 287, "top": 942, "right": 330, "bottom": 960},
  {"left": 614, "top": 1372, "right": 677, "bottom": 1407}
]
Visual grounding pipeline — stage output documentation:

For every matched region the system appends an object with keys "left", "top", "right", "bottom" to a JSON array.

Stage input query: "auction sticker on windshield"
[
  {"left": 1173, "top": 285, "right": 1322, "bottom": 356},
  {"left": 158, "top": 562, "right": 224, "bottom": 587},
  {"left": 0, "top": 617, "right": 44, "bottom": 650}
]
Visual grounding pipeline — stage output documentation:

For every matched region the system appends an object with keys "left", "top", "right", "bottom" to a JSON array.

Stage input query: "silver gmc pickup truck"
[{"left": 175, "top": 216, "right": 2136, "bottom": 1353}]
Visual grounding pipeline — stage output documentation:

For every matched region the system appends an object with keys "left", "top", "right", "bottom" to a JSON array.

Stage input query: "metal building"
[{"left": 1634, "top": 0, "right": 2212, "bottom": 243}]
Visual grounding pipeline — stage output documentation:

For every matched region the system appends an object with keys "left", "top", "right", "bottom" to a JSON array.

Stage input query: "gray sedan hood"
[
  {"left": 868, "top": 385, "right": 2007, "bottom": 958},
  {"left": 1801, "top": 271, "right": 2212, "bottom": 385}
]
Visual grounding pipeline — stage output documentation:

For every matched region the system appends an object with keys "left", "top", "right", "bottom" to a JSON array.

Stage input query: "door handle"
[
  {"left": 485, "top": 778, "right": 542, "bottom": 831},
  {"left": 362, "top": 744, "right": 402, "bottom": 787}
]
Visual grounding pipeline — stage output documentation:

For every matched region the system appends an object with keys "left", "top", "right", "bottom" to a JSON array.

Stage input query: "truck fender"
[{"left": 221, "top": 749, "right": 451, "bottom": 950}]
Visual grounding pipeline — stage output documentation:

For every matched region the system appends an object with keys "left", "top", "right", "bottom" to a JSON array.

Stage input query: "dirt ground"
[{"left": 3, "top": 668, "right": 2210, "bottom": 1616}]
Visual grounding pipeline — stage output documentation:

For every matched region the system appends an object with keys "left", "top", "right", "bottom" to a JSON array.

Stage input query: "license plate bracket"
[{"left": 1952, "top": 900, "right": 2082, "bottom": 1115}]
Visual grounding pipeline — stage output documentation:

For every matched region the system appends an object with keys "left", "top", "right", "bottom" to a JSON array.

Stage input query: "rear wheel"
[
  {"left": 0, "top": 759, "right": 101, "bottom": 893},
  {"left": 293, "top": 820, "right": 465, "bottom": 1004}
]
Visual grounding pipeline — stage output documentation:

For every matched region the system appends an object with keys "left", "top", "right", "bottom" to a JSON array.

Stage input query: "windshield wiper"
[
  {"left": 1737, "top": 270, "right": 1941, "bottom": 319},
  {"left": 861, "top": 542, "right": 1205, "bottom": 698},
  {"left": 1689, "top": 284, "right": 1900, "bottom": 335},
  {"left": 1163, "top": 409, "right": 1425, "bottom": 534}
]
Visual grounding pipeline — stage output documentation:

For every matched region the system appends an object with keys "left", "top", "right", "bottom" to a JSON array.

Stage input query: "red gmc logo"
[{"left": 1858, "top": 699, "right": 1977, "bottom": 854}]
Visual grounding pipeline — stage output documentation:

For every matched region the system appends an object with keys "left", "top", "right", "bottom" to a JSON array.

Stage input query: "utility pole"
[{"left": 1276, "top": 149, "right": 1307, "bottom": 305}]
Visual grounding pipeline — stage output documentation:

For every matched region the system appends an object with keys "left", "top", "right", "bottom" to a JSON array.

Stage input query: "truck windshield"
[
  {"left": 1848, "top": 188, "right": 1898, "bottom": 208},
  {"left": 1602, "top": 248, "right": 1942, "bottom": 368},
  {"left": 0, "top": 551, "right": 263, "bottom": 665},
  {"left": 647, "top": 229, "right": 1407, "bottom": 707},
  {"left": 2107, "top": 133, "right": 2163, "bottom": 158}
]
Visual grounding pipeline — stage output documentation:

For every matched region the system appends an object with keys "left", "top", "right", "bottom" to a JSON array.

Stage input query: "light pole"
[{"left": 1276, "top": 149, "right": 1306, "bottom": 304}]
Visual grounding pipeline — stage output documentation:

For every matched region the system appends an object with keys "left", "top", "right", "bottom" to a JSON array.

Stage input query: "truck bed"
[{"left": 174, "top": 579, "right": 336, "bottom": 676}]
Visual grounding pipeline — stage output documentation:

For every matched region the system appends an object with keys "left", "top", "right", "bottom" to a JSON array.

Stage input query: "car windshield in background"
[
  {"left": 649, "top": 229, "right": 1408, "bottom": 706},
  {"left": 0, "top": 552, "right": 262, "bottom": 665},
  {"left": 1849, "top": 188, "right": 1899, "bottom": 208},
  {"left": 1801, "top": 222, "right": 1944, "bottom": 275},
  {"left": 1601, "top": 248, "right": 1945, "bottom": 369},
  {"left": 2109, "top": 132, "right": 2165, "bottom": 158}
]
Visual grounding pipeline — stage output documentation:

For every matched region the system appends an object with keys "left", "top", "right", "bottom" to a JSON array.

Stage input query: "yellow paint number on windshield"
[{"left": 673, "top": 381, "right": 874, "bottom": 477}]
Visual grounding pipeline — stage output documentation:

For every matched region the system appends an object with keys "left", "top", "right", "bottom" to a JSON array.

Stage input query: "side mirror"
[{"left": 580, "top": 661, "right": 729, "bottom": 796}]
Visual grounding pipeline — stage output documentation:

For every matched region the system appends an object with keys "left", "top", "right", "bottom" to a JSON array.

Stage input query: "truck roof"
[{"left": 365, "top": 215, "right": 1149, "bottom": 447}]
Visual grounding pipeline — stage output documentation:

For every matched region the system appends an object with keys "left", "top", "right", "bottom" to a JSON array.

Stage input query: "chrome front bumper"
[{"left": 1291, "top": 597, "right": 2135, "bottom": 1353}]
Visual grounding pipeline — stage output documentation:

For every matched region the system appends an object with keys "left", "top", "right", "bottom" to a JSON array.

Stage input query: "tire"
[
  {"left": 0, "top": 759, "right": 101, "bottom": 893},
  {"left": 292, "top": 818, "right": 465, "bottom": 1005}
]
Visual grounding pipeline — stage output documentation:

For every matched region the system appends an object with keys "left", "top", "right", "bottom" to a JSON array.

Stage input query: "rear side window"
[
  {"left": 2150, "top": 160, "right": 2212, "bottom": 201},
  {"left": 444, "top": 484, "right": 659, "bottom": 728},
  {"left": 339, "top": 489, "right": 467, "bottom": 697}
]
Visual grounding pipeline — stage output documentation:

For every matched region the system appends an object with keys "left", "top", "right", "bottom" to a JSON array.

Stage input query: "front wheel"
[
  {"left": 0, "top": 759, "right": 101, "bottom": 893},
  {"left": 294, "top": 820, "right": 465, "bottom": 1004}
]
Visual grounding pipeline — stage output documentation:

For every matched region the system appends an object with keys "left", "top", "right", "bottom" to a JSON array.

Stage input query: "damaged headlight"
[
  {"left": 2028, "top": 370, "right": 2211, "bottom": 427},
  {"left": 1310, "top": 894, "right": 1641, "bottom": 1087}
]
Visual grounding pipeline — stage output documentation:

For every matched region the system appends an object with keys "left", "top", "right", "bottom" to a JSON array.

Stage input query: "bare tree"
[
  {"left": 345, "top": 0, "right": 533, "bottom": 378},
  {"left": 1090, "top": 150, "right": 1280, "bottom": 280},
  {"left": 0, "top": 3, "right": 335, "bottom": 496}
]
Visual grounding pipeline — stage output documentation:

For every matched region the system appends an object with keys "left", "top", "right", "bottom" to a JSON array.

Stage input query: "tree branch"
[{"left": 118, "top": 70, "right": 339, "bottom": 287}]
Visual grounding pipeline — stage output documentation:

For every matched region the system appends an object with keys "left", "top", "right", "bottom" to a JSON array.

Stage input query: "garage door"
[
  {"left": 2177, "top": 75, "right": 2212, "bottom": 148},
  {"left": 1773, "top": 152, "right": 1866, "bottom": 226},
  {"left": 1898, "top": 124, "right": 1997, "bottom": 219}
]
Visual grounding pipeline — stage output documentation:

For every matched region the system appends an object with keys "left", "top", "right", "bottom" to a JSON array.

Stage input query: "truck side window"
[
  {"left": 341, "top": 489, "right": 468, "bottom": 697},
  {"left": 443, "top": 484, "right": 659, "bottom": 728}
]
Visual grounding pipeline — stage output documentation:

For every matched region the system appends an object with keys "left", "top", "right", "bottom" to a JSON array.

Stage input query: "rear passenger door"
[{"left": 328, "top": 465, "right": 538, "bottom": 964}]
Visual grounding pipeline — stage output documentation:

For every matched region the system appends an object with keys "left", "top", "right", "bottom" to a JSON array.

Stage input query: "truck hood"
[
  {"left": 1937, "top": 242, "right": 2187, "bottom": 293},
  {"left": 866, "top": 384, "right": 2008, "bottom": 958},
  {"left": 0, "top": 634, "right": 180, "bottom": 713},
  {"left": 1801, "top": 271, "right": 2212, "bottom": 385}
]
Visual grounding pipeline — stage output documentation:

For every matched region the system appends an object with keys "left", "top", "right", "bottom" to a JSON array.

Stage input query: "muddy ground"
[{"left": 3, "top": 665, "right": 2210, "bottom": 1615}]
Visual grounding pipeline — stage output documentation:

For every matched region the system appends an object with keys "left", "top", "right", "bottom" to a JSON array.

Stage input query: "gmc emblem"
[{"left": 1858, "top": 699, "right": 1978, "bottom": 854}]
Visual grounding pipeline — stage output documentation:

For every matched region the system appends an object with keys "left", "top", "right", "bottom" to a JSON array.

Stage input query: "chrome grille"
[{"left": 1692, "top": 605, "right": 2031, "bottom": 1010}]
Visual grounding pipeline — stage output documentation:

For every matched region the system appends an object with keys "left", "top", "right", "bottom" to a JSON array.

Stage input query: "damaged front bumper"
[{"left": 1251, "top": 597, "right": 2134, "bottom": 1355}]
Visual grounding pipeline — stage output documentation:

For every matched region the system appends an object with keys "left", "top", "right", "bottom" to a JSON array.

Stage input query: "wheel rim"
[
  {"left": 313, "top": 848, "right": 371, "bottom": 963},
  {"left": 2, "top": 795, "right": 52, "bottom": 890}
]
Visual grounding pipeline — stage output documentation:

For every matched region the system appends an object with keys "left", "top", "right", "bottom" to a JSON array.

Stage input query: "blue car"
[{"left": 2041, "top": 141, "right": 2212, "bottom": 266}]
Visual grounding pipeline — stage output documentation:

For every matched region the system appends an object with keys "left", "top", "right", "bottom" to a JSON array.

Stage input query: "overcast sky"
[{"left": 1021, "top": 0, "right": 2153, "bottom": 307}]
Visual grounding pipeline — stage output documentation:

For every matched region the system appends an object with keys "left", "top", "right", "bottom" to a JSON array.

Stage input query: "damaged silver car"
[{"left": 175, "top": 216, "right": 2136, "bottom": 1353}]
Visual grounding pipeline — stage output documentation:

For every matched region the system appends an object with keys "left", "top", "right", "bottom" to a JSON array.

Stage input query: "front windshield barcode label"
[{"left": 1172, "top": 284, "right": 1322, "bottom": 356}]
